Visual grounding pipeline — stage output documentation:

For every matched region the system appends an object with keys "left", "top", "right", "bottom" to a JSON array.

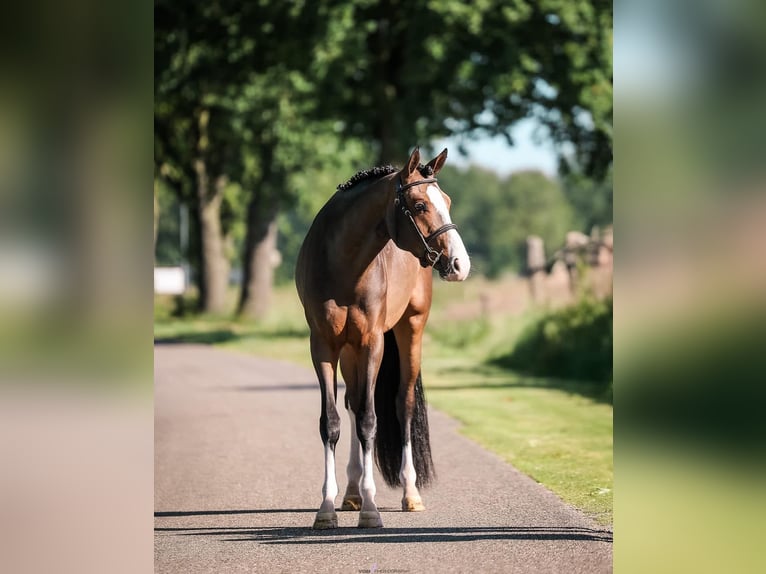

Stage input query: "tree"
[
  {"left": 155, "top": 2, "right": 246, "bottom": 313},
  {"left": 438, "top": 166, "right": 574, "bottom": 277},
  {"left": 233, "top": 76, "right": 368, "bottom": 318},
  {"left": 498, "top": 170, "right": 576, "bottom": 273},
  {"left": 155, "top": 1, "right": 336, "bottom": 315},
  {"left": 155, "top": 0, "right": 613, "bottom": 314},
  {"left": 314, "top": 0, "right": 612, "bottom": 176},
  {"left": 564, "top": 168, "right": 613, "bottom": 231}
]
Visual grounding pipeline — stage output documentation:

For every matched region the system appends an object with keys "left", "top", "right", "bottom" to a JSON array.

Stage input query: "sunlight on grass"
[
  {"left": 423, "top": 279, "right": 612, "bottom": 524},
  {"left": 154, "top": 286, "right": 312, "bottom": 367},
  {"left": 424, "top": 360, "right": 613, "bottom": 523}
]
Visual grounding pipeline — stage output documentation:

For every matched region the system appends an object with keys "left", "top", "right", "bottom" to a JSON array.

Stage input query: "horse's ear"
[
  {"left": 405, "top": 147, "right": 421, "bottom": 176},
  {"left": 426, "top": 148, "right": 448, "bottom": 175}
]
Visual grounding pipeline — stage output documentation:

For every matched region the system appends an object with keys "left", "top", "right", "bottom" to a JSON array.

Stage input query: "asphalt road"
[{"left": 155, "top": 344, "right": 612, "bottom": 573}]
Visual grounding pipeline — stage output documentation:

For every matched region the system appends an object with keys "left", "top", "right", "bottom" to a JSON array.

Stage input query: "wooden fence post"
[{"left": 526, "top": 235, "right": 546, "bottom": 303}]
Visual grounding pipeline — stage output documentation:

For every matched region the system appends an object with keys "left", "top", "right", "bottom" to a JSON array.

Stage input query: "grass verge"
[{"left": 422, "top": 349, "right": 612, "bottom": 524}]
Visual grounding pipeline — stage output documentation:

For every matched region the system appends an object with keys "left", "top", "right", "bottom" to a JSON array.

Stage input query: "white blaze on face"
[{"left": 426, "top": 184, "right": 471, "bottom": 280}]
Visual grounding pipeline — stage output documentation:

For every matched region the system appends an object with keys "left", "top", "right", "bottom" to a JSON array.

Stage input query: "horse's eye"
[{"left": 414, "top": 202, "right": 427, "bottom": 213}]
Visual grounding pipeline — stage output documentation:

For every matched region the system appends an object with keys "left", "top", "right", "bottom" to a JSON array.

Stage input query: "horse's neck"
[{"left": 330, "top": 180, "right": 395, "bottom": 270}]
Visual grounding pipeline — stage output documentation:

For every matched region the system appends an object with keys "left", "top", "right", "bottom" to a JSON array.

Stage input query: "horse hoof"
[
  {"left": 402, "top": 497, "right": 426, "bottom": 512},
  {"left": 341, "top": 495, "right": 362, "bottom": 511},
  {"left": 312, "top": 511, "right": 338, "bottom": 529},
  {"left": 357, "top": 510, "right": 383, "bottom": 528}
]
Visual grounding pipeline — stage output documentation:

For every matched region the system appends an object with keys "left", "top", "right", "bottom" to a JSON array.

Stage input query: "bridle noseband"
[{"left": 395, "top": 177, "right": 458, "bottom": 268}]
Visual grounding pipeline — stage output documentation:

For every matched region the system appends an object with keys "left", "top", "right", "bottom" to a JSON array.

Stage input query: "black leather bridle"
[{"left": 395, "top": 177, "right": 458, "bottom": 268}]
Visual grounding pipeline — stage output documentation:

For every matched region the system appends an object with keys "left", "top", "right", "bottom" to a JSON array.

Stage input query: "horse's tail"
[{"left": 374, "top": 329, "right": 435, "bottom": 488}]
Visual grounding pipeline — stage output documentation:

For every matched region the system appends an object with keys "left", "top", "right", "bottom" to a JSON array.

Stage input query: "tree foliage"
[
  {"left": 314, "top": 0, "right": 612, "bottom": 174},
  {"left": 154, "top": 0, "right": 613, "bottom": 309},
  {"left": 563, "top": 168, "right": 613, "bottom": 231},
  {"left": 155, "top": 1, "right": 362, "bottom": 312},
  {"left": 439, "top": 166, "right": 575, "bottom": 277}
]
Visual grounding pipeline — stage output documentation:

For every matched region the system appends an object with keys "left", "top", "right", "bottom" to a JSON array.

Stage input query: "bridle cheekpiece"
[{"left": 395, "top": 176, "right": 458, "bottom": 268}]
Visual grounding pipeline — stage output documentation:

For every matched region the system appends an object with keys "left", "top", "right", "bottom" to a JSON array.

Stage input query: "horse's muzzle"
[{"left": 437, "top": 255, "right": 468, "bottom": 281}]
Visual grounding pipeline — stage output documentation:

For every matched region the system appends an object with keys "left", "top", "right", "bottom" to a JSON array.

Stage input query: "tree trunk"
[
  {"left": 237, "top": 193, "right": 280, "bottom": 320},
  {"left": 153, "top": 180, "right": 160, "bottom": 258},
  {"left": 195, "top": 158, "right": 229, "bottom": 314},
  {"left": 371, "top": 5, "right": 405, "bottom": 166},
  {"left": 378, "top": 124, "right": 397, "bottom": 165},
  {"left": 373, "top": 73, "right": 399, "bottom": 164}
]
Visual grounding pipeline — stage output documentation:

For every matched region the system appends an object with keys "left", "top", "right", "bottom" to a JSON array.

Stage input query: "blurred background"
[
  {"left": 615, "top": 1, "right": 766, "bottom": 572},
  {"left": 153, "top": 0, "right": 613, "bottom": 320},
  {"left": 1, "top": 0, "right": 765, "bottom": 571},
  {"left": 0, "top": 1, "right": 152, "bottom": 573},
  {"left": 153, "top": 0, "right": 615, "bottom": 538}
]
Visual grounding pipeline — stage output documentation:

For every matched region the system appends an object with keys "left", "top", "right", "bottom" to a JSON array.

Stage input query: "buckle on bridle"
[{"left": 422, "top": 246, "right": 442, "bottom": 268}]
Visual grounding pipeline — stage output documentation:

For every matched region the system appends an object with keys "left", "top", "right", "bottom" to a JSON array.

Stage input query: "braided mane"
[{"left": 337, "top": 164, "right": 435, "bottom": 192}]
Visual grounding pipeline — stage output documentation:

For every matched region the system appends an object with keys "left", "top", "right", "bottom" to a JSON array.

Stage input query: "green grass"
[
  {"left": 154, "top": 286, "right": 313, "bottom": 368},
  {"left": 154, "top": 280, "right": 613, "bottom": 524},
  {"left": 423, "top": 294, "right": 612, "bottom": 524},
  {"left": 422, "top": 348, "right": 612, "bottom": 524}
]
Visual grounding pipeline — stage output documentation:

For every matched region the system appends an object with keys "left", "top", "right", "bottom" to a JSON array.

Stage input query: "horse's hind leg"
[
  {"left": 354, "top": 335, "right": 385, "bottom": 528},
  {"left": 339, "top": 350, "right": 363, "bottom": 511},
  {"left": 310, "top": 334, "right": 341, "bottom": 529},
  {"left": 394, "top": 320, "right": 427, "bottom": 512},
  {"left": 341, "top": 408, "right": 363, "bottom": 511}
]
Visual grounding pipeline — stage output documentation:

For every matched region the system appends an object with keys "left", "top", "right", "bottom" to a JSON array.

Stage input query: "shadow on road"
[
  {"left": 430, "top": 364, "right": 611, "bottom": 404},
  {"left": 224, "top": 382, "right": 346, "bottom": 392},
  {"left": 154, "top": 325, "right": 309, "bottom": 347},
  {"left": 155, "top": 509, "right": 318, "bottom": 517},
  {"left": 154, "top": 330, "right": 240, "bottom": 345},
  {"left": 155, "top": 523, "right": 612, "bottom": 544}
]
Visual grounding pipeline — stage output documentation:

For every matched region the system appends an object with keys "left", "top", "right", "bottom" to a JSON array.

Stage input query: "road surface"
[{"left": 155, "top": 344, "right": 612, "bottom": 573}]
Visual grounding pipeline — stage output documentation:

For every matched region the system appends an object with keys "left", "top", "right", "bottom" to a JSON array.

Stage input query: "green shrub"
[
  {"left": 494, "top": 296, "right": 612, "bottom": 387},
  {"left": 154, "top": 293, "right": 198, "bottom": 322}
]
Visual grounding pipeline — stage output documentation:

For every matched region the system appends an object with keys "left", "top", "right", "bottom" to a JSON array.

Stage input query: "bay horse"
[{"left": 295, "top": 147, "right": 470, "bottom": 529}]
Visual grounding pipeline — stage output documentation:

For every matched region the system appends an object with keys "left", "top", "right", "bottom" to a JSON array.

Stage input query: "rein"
[{"left": 395, "top": 177, "right": 458, "bottom": 268}]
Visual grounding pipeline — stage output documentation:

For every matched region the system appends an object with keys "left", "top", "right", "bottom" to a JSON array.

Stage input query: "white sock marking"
[
  {"left": 399, "top": 441, "right": 417, "bottom": 493},
  {"left": 361, "top": 447, "right": 377, "bottom": 511},
  {"left": 346, "top": 410, "right": 362, "bottom": 493},
  {"left": 322, "top": 443, "right": 338, "bottom": 508}
]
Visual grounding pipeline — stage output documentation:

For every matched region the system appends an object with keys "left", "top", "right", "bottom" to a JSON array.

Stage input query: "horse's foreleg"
[
  {"left": 341, "top": 408, "right": 363, "bottom": 511},
  {"left": 394, "top": 320, "right": 427, "bottom": 512},
  {"left": 311, "top": 336, "right": 340, "bottom": 529},
  {"left": 356, "top": 334, "right": 384, "bottom": 528}
]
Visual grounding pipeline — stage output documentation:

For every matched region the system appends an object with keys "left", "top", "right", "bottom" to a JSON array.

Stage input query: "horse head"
[{"left": 393, "top": 147, "right": 471, "bottom": 281}]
